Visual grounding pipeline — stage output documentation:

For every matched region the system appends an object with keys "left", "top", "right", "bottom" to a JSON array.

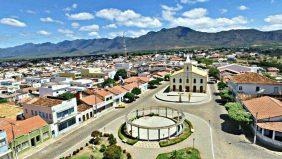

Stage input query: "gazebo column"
[
  {"left": 147, "top": 129, "right": 150, "bottom": 141},
  {"left": 168, "top": 128, "right": 170, "bottom": 139},
  {"left": 272, "top": 131, "right": 276, "bottom": 140},
  {"left": 137, "top": 127, "right": 140, "bottom": 139}
]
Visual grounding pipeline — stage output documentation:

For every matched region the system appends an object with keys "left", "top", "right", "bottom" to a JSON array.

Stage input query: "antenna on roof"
[{"left": 123, "top": 32, "right": 127, "bottom": 58}]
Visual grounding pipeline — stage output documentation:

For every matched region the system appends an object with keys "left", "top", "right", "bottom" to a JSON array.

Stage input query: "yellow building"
[
  {"left": 81, "top": 68, "right": 105, "bottom": 79},
  {"left": 170, "top": 57, "right": 208, "bottom": 93}
]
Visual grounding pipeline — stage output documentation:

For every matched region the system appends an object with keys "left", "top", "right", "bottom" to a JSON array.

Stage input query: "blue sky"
[{"left": 0, "top": 0, "right": 282, "bottom": 48}]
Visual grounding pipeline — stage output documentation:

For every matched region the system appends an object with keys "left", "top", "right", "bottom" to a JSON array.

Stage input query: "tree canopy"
[
  {"left": 208, "top": 67, "right": 220, "bottom": 78},
  {"left": 102, "top": 78, "right": 115, "bottom": 87},
  {"left": 59, "top": 92, "right": 75, "bottom": 100},
  {"left": 131, "top": 87, "right": 141, "bottom": 95},
  {"left": 114, "top": 69, "right": 127, "bottom": 81},
  {"left": 225, "top": 102, "right": 252, "bottom": 124}
]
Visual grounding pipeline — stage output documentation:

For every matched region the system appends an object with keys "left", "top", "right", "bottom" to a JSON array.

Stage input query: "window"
[
  {"left": 193, "top": 79, "right": 196, "bottom": 83},
  {"left": 58, "top": 117, "right": 76, "bottom": 131},
  {"left": 179, "top": 78, "right": 182, "bottom": 83},
  {"left": 173, "top": 78, "right": 175, "bottom": 83},
  {"left": 256, "top": 86, "right": 260, "bottom": 92},
  {"left": 239, "top": 86, "right": 243, "bottom": 91},
  {"left": 0, "top": 138, "right": 6, "bottom": 147},
  {"left": 200, "top": 79, "right": 203, "bottom": 83},
  {"left": 31, "top": 110, "right": 34, "bottom": 115},
  {"left": 186, "top": 79, "right": 189, "bottom": 83},
  {"left": 57, "top": 107, "right": 75, "bottom": 119}
]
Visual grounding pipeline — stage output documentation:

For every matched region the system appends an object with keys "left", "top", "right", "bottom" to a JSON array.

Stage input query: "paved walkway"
[{"left": 103, "top": 112, "right": 214, "bottom": 159}]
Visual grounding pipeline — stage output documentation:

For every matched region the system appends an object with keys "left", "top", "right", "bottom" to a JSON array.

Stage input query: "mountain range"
[{"left": 1, "top": 26, "right": 282, "bottom": 59}]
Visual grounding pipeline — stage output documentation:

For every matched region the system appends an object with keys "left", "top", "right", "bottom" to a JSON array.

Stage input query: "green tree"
[
  {"left": 131, "top": 87, "right": 141, "bottom": 95},
  {"left": 108, "top": 134, "right": 117, "bottom": 145},
  {"left": 208, "top": 67, "right": 220, "bottom": 78},
  {"left": 102, "top": 78, "right": 115, "bottom": 87},
  {"left": 219, "top": 90, "right": 234, "bottom": 102},
  {"left": 0, "top": 98, "right": 8, "bottom": 103},
  {"left": 124, "top": 92, "right": 135, "bottom": 102},
  {"left": 59, "top": 92, "right": 75, "bottom": 100},
  {"left": 164, "top": 74, "right": 171, "bottom": 81},
  {"left": 225, "top": 102, "right": 252, "bottom": 129},
  {"left": 103, "top": 144, "right": 122, "bottom": 159},
  {"left": 217, "top": 81, "right": 227, "bottom": 90},
  {"left": 148, "top": 80, "right": 159, "bottom": 89},
  {"left": 114, "top": 69, "right": 127, "bottom": 81}
]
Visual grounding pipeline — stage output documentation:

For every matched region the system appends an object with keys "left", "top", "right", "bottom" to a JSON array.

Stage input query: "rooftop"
[
  {"left": 26, "top": 97, "right": 63, "bottom": 107},
  {"left": 243, "top": 96, "right": 282, "bottom": 120},
  {"left": 0, "top": 104, "right": 23, "bottom": 119},
  {"left": 230, "top": 72, "right": 281, "bottom": 85},
  {"left": 80, "top": 95, "right": 103, "bottom": 105}
]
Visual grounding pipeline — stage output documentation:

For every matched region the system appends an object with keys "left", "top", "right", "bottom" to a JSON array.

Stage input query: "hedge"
[
  {"left": 159, "top": 119, "right": 193, "bottom": 147},
  {"left": 118, "top": 123, "right": 138, "bottom": 145}
]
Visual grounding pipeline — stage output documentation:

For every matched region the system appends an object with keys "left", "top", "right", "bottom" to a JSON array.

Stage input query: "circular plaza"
[{"left": 125, "top": 106, "right": 185, "bottom": 141}]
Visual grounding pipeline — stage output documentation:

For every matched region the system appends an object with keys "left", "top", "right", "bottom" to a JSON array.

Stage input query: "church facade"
[{"left": 170, "top": 58, "right": 208, "bottom": 93}]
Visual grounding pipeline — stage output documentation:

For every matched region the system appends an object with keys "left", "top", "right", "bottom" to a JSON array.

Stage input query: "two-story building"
[
  {"left": 39, "top": 84, "right": 70, "bottom": 97},
  {"left": 23, "top": 97, "right": 78, "bottom": 137},
  {"left": 170, "top": 56, "right": 208, "bottom": 93}
]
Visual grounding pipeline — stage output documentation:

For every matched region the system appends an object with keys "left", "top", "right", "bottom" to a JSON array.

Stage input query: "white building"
[
  {"left": 39, "top": 84, "right": 70, "bottom": 97},
  {"left": 115, "top": 63, "right": 132, "bottom": 70},
  {"left": 23, "top": 97, "right": 78, "bottom": 137}
]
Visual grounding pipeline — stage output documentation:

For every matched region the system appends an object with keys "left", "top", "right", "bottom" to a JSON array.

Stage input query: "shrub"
[
  {"left": 159, "top": 120, "right": 193, "bottom": 147},
  {"left": 85, "top": 143, "right": 89, "bottom": 147},
  {"left": 103, "top": 133, "right": 110, "bottom": 137},
  {"left": 118, "top": 123, "right": 138, "bottom": 145},
  {"left": 127, "top": 152, "right": 132, "bottom": 159},
  {"left": 131, "top": 87, "right": 141, "bottom": 95},
  {"left": 124, "top": 92, "right": 135, "bottom": 103},
  {"left": 164, "top": 74, "right": 171, "bottom": 81},
  {"left": 93, "top": 137, "right": 101, "bottom": 145},
  {"left": 123, "top": 149, "right": 126, "bottom": 153},
  {"left": 80, "top": 147, "right": 83, "bottom": 150},
  {"left": 0, "top": 98, "right": 8, "bottom": 103},
  {"left": 100, "top": 144, "right": 107, "bottom": 152},
  {"left": 114, "top": 69, "right": 127, "bottom": 81},
  {"left": 108, "top": 134, "right": 117, "bottom": 145},
  {"left": 103, "top": 144, "right": 122, "bottom": 159},
  {"left": 217, "top": 81, "right": 227, "bottom": 90},
  {"left": 102, "top": 78, "right": 115, "bottom": 87},
  {"left": 91, "top": 130, "right": 102, "bottom": 138},
  {"left": 59, "top": 92, "right": 75, "bottom": 100}
]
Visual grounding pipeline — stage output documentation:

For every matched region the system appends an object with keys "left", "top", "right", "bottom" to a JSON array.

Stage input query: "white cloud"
[
  {"left": 58, "top": 29, "right": 74, "bottom": 34},
  {"left": 238, "top": 5, "right": 248, "bottom": 11},
  {"left": 64, "top": 3, "right": 78, "bottom": 12},
  {"left": 260, "top": 14, "right": 282, "bottom": 31},
  {"left": 26, "top": 10, "right": 36, "bottom": 14},
  {"left": 96, "top": 8, "right": 162, "bottom": 28},
  {"left": 37, "top": 30, "right": 51, "bottom": 36},
  {"left": 88, "top": 31, "right": 99, "bottom": 37},
  {"left": 66, "top": 12, "right": 94, "bottom": 20},
  {"left": 40, "top": 17, "right": 63, "bottom": 24},
  {"left": 161, "top": 7, "right": 248, "bottom": 32},
  {"left": 182, "top": 8, "right": 207, "bottom": 19},
  {"left": 108, "top": 31, "right": 124, "bottom": 38},
  {"left": 180, "top": 0, "right": 208, "bottom": 4},
  {"left": 79, "top": 24, "right": 100, "bottom": 32},
  {"left": 71, "top": 22, "right": 80, "bottom": 28},
  {"left": 103, "top": 23, "right": 117, "bottom": 29},
  {"left": 220, "top": 9, "right": 228, "bottom": 14},
  {"left": 127, "top": 29, "right": 150, "bottom": 37},
  {"left": 0, "top": 18, "right": 26, "bottom": 27}
]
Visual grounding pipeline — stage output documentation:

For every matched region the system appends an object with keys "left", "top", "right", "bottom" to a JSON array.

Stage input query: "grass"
[
  {"left": 159, "top": 119, "right": 193, "bottom": 147},
  {"left": 156, "top": 147, "right": 201, "bottom": 159},
  {"left": 118, "top": 123, "right": 138, "bottom": 145}
]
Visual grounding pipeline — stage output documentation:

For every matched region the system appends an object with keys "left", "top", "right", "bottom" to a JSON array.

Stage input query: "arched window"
[
  {"left": 173, "top": 78, "right": 175, "bottom": 83},
  {"left": 193, "top": 79, "right": 196, "bottom": 83},
  {"left": 186, "top": 79, "right": 189, "bottom": 83},
  {"left": 179, "top": 78, "right": 182, "bottom": 83},
  {"left": 173, "top": 85, "right": 176, "bottom": 91},
  {"left": 200, "top": 79, "right": 203, "bottom": 83}
]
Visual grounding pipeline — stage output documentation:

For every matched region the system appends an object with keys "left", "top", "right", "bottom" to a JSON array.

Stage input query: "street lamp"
[{"left": 193, "top": 138, "right": 195, "bottom": 148}]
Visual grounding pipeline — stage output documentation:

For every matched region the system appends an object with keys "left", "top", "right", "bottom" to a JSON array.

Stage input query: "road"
[{"left": 24, "top": 82, "right": 281, "bottom": 159}]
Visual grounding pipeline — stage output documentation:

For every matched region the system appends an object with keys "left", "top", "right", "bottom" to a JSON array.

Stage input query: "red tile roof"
[
  {"left": 123, "top": 82, "right": 139, "bottom": 91},
  {"left": 80, "top": 95, "right": 103, "bottom": 105},
  {"left": 230, "top": 72, "right": 281, "bottom": 85},
  {"left": 107, "top": 86, "right": 128, "bottom": 95},
  {"left": 0, "top": 116, "right": 48, "bottom": 143},
  {"left": 26, "top": 97, "right": 63, "bottom": 107},
  {"left": 243, "top": 96, "right": 282, "bottom": 120},
  {"left": 257, "top": 122, "right": 282, "bottom": 132}
]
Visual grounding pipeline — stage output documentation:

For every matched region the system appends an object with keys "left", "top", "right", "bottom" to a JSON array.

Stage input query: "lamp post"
[{"left": 193, "top": 138, "right": 195, "bottom": 148}]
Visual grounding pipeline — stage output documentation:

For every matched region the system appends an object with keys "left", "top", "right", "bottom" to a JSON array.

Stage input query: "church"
[{"left": 170, "top": 55, "right": 208, "bottom": 93}]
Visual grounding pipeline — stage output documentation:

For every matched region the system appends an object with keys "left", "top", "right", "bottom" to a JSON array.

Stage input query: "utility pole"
[
  {"left": 9, "top": 122, "right": 18, "bottom": 159},
  {"left": 253, "top": 112, "right": 258, "bottom": 144},
  {"left": 94, "top": 89, "right": 98, "bottom": 118}
]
